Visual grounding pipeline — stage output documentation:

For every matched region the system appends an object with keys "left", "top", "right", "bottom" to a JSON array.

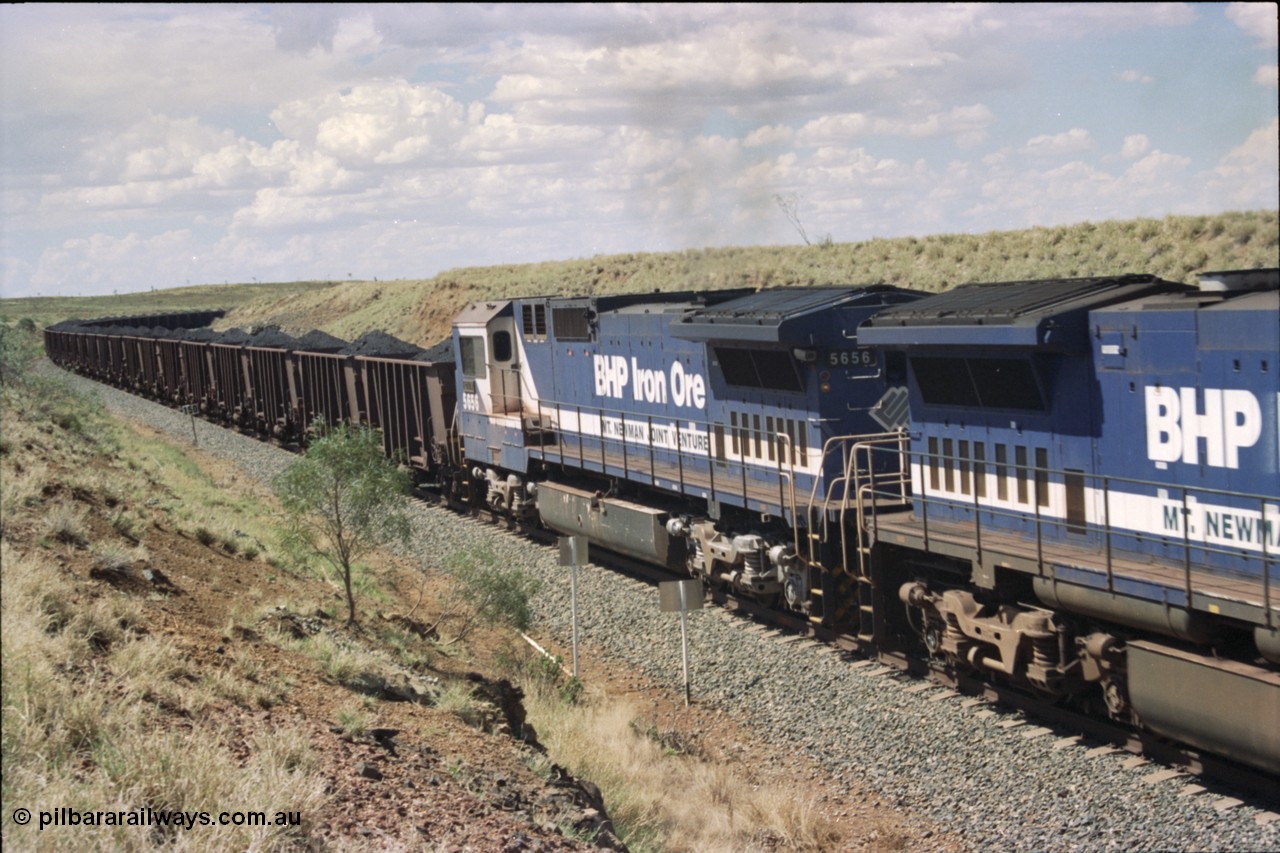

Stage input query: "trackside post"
[
  {"left": 659, "top": 578, "right": 703, "bottom": 706},
  {"left": 559, "top": 535, "right": 588, "bottom": 678}
]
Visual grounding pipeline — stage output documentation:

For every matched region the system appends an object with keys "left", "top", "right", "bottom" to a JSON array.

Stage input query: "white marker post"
[
  {"left": 180, "top": 403, "right": 199, "bottom": 446},
  {"left": 659, "top": 578, "right": 703, "bottom": 707},
  {"left": 558, "top": 536, "right": 588, "bottom": 678}
]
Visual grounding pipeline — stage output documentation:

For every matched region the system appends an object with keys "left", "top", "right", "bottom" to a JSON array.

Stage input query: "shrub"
[
  {"left": 45, "top": 504, "right": 89, "bottom": 547},
  {"left": 437, "top": 543, "right": 542, "bottom": 643},
  {"left": 436, "top": 683, "right": 485, "bottom": 728},
  {"left": 335, "top": 706, "right": 369, "bottom": 737},
  {"left": 0, "top": 323, "right": 40, "bottom": 387},
  {"left": 92, "top": 545, "right": 133, "bottom": 573}
]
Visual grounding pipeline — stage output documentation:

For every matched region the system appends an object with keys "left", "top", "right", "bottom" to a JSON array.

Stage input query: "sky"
[{"left": 1, "top": 3, "right": 1276, "bottom": 299}]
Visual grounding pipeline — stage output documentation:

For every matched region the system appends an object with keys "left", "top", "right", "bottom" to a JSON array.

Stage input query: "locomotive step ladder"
[{"left": 797, "top": 431, "right": 912, "bottom": 637}]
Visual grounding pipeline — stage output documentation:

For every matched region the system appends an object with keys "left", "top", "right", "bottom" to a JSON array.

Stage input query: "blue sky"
[{"left": 1, "top": 3, "right": 1275, "bottom": 298}]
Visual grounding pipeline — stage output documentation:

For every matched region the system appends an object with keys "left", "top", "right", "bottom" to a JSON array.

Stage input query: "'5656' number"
[{"left": 826, "top": 349, "right": 877, "bottom": 368}]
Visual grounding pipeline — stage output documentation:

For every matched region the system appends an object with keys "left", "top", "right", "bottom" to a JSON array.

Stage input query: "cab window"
[
  {"left": 492, "top": 330, "right": 512, "bottom": 363},
  {"left": 460, "top": 336, "right": 486, "bottom": 379}
]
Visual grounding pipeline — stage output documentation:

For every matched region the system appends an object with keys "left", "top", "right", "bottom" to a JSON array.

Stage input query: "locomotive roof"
[
  {"left": 670, "top": 284, "right": 919, "bottom": 344},
  {"left": 453, "top": 289, "right": 757, "bottom": 329},
  {"left": 545, "top": 289, "right": 754, "bottom": 312},
  {"left": 1090, "top": 273, "right": 1279, "bottom": 352},
  {"left": 858, "top": 274, "right": 1187, "bottom": 352},
  {"left": 453, "top": 299, "right": 514, "bottom": 327},
  {"left": 1091, "top": 284, "right": 1280, "bottom": 314}
]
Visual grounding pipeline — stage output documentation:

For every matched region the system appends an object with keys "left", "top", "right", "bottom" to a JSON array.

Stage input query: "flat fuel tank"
[
  {"left": 1127, "top": 640, "right": 1280, "bottom": 774},
  {"left": 536, "top": 481, "right": 685, "bottom": 570}
]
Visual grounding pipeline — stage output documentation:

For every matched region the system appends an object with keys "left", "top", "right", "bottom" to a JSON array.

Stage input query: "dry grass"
[
  {"left": 91, "top": 543, "right": 140, "bottom": 572},
  {"left": 284, "top": 631, "right": 389, "bottom": 687},
  {"left": 335, "top": 705, "right": 371, "bottom": 737},
  {"left": 519, "top": 674, "right": 840, "bottom": 853},
  {"left": 1, "top": 544, "right": 326, "bottom": 853},
  {"left": 43, "top": 503, "right": 89, "bottom": 547},
  {"left": 209, "top": 209, "right": 1278, "bottom": 347},
  {"left": 436, "top": 682, "right": 486, "bottom": 728},
  {"left": 0, "top": 459, "right": 49, "bottom": 538},
  {"left": 107, "top": 425, "right": 282, "bottom": 550},
  {"left": 66, "top": 469, "right": 125, "bottom": 508},
  {"left": 1, "top": 350, "right": 327, "bottom": 852},
  {"left": 203, "top": 649, "right": 290, "bottom": 711}
]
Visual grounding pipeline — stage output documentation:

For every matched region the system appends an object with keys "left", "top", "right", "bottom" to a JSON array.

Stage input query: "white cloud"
[
  {"left": 483, "top": 9, "right": 1000, "bottom": 130},
  {"left": 876, "top": 105, "right": 995, "bottom": 147},
  {"left": 1203, "top": 117, "right": 1280, "bottom": 207},
  {"left": 1, "top": 4, "right": 1275, "bottom": 298},
  {"left": 0, "top": 256, "right": 35, "bottom": 298},
  {"left": 1121, "top": 150, "right": 1193, "bottom": 187},
  {"left": 273, "top": 82, "right": 471, "bottom": 167},
  {"left": 1254, "top": 64, "right": 1279, "bottom": 87},
  {"left": 1022, "top": 128, "right": 1095, "bottom": 156},
  {"left": 744, "top": 125, "right": 796, "bottom": 148},
  {"left": 795, "top": 114, "right": 873, "bottom": 147},
  {"left": 594, "top": 128, "right": 685, "bottom": 180},
  {"left": 1, "top": 7, "right": 358, "bottom": 124},
  {"left": 795, "top": 105, "right": 993, "bottom": 148},
  {"left": 986, "top": 3, "right": 1195, "bottom": 40},
  {"left": 1227, "top": 2, "right": 1279, "bottom": 48},
  {"left": 1121, "top": 134, "right": 1152, "bottom": 159},
  {"left": 461, "top": 113, "right": 604, "bottom": 162},
  {"left": 29, "top": 231, "right": 199, "bottom": 296},
  {"left": 23, "top": 113, "right": 296, "bottom": 232}
]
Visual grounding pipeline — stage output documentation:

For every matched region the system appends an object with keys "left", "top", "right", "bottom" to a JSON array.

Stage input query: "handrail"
[
  {"left": 1263, "top": 495, "right": 1273, "bottom": 627},
  {"left": 794, "top": 430, "right": 911, "bottom": 574},
  {"left": 773, "top": 431, "right": 798, "bottom": 532},
  {"left": 861, "top": 441, "right": 1279, "bottom": 611},
  {"left": 849, "top": 433, "right": 912, "bottom": 578},
  {"left": 529, "top": 397, "right": 834, "bottom": 519},
  {"left": 517, "top": 397, "right": 920, "bottom": 572},
  {"left": 855, "top": 471, "right": 910, "bottom": 577}
]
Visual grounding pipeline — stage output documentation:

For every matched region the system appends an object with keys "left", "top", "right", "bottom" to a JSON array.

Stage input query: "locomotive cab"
[{"left": 454, "top": 299, "right": 534, "bottom": 474}]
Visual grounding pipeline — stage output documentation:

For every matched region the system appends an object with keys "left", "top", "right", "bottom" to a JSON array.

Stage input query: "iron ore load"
[{"left": 44, "top": 268, "right": 1280, "bottom": 776}]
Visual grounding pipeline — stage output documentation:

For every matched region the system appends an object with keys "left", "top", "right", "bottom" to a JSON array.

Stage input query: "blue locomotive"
[
  {"left": 453, "top": 285, "right": 922, "bottom": 613},
  {"left": 859, "top": 269, "right": 1278, "bottom": 771}
]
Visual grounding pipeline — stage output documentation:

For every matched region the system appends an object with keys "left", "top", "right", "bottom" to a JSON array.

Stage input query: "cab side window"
[{"left": 492, "top": 331, "right": 512, "bottom": 363}]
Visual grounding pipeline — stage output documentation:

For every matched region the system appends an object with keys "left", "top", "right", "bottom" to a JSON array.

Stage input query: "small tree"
[
  {"left": 273, "top": 421, "right": 411, "bottom": 627},
  {"left": 431, "top": 542, "right": 541, "bottom": 643}
]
